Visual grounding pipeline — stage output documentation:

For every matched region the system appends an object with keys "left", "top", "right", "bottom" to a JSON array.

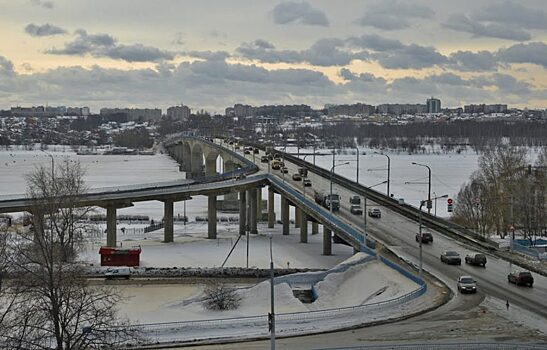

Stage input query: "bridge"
[{"left": 1, "top": 135, "right": 547, "bottom": 323}]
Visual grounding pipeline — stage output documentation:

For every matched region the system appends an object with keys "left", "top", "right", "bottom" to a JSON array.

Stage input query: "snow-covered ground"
[{"left": 82, "top": 222, "right": 354, "bottom": 269}]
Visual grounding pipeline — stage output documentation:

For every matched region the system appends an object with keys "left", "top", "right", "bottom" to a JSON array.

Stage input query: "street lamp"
[
  {"left": 40, "top": 150, "right": 55, "bottom": 180},
  {"left": 432, "top": 193, "right": 448, "bottom": 216},
  {"left": 330, "top": 161, "right": 350, "bottom": 213},
  {"left": 268, "top": 234, "right": 276, "bottom": 350},
  {"left": 373, "top": 153, "right": 391, "bottom": 197},
  {"left": 302, "top": 155, "right": 310, "bottom": 198},
  {"left": 355, "top": 145, "right": 360, "bottom": 185},
  {"left": 418, "top": 200, "right": 425, "bottom": 276},
  {"left": 412, "top": 162, "right": 432, "bottom": 215}
]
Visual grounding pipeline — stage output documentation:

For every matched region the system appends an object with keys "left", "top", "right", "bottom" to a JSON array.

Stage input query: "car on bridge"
[
  {"left": 416, "top": 232, "right": 433, "bottom": 244},
  {"left": 465, "top": 252, "right": 487, "bottom": 267},
  {"left": 350, "top": 196, "right": 361, "bottom": 205},
  {"left": 281, "top": 166, "right": 289, "bottom": 173},
  {"left": 261, "top": 156, "right": 269, "bottom": 163},
  {"left": 508, "top": 270, "right": 534, "bottom": 287},
  {"left": 350, "top": 204, "right": 363, "bottom": 215},
  {"left": 253, "top": 148, "right": 259, "bottom": 154},
  {"left": 303, "top": 178, "right": 312, "bottom": 187},
  {"left": 441, "top": 250, "right": 461, "bottom": 265},
  {"left": 292, "top": 173, "right": 302, "bottom": 181},
  {"left": 368, "top": 208, "right": 382, "bottom": 218},
  {"left": 457, "top": 276, "right": 477, "bottom": 294}
]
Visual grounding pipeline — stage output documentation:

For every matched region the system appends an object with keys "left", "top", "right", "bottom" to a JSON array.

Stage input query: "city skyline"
[{"left": 0, "top": 0, "right": 546, "bottom": 112}]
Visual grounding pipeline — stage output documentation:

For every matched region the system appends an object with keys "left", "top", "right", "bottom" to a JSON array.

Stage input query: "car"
[
  {"left": 260, "top": 156, "right": 269, "bottom": 163},
  {"left": 273, "top": 153, "right": 281, "bottom": 160},
  {"left": 465, "top": 252, "right": 487, "bottom": 267},
  {"left": 416, "top": 232, "right": 433, "bottom": 244},
  {"left": 350, "top": 204, "right": 363, "bottom": 215},
  {"left": 507, "top": 270, "right": 534, "bottom": 287},
  {"left": 350, "top": 196, "right": 361, "bottom": 205},
  {"left": 292, "top": 173, "right": 302, "bottom": 181},
  {"left": 368, "top": 208, "right": 381, "bottom": 218},
  {"left": 441, "top": 251, "right": 461, "bottom": 265},
  {"left": 281, "top": 167, "right": 288, "bottom": 173},
  {"left": 253, "top": 148, "right": 260, "bottom": 154},
  {"left": 457, "top": 276, "right": 477, "bottom": 293},
  {"left": 244, "top": 150, "right": 251, "bottom": 154},
  {"left": 303, "top": 178, "right": 312, "bottom": 187},
  {"left": 105, "top": 267, "right": 131, "bottom": 280}
]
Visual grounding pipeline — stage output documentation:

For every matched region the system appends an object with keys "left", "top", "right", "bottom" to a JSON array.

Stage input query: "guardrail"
[{"left": 319, "top": 343, "right": 547, "bottom": 350}]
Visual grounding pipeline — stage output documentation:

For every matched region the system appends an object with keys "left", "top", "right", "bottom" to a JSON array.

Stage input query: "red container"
[{"left": 99, "top": 246, "right": 141, "bottom": 267}]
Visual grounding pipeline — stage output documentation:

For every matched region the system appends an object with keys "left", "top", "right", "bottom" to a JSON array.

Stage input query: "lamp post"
[
  {"left": 412, "top": 162, "right": 432, "bottom": 215},
  {"left": 355, "top": 145, "right": 360, "bottom": 185},
  {"left": 302, "top": 155, "right": 310, "bottom": 198},
  {"left": 418, "top": 200, "right": 425, "bottom": 276},
  {"left": 432, "top": 193, "right": 448, "bottom": 216},
  {"left": 374, "top": 152, "right": 391, "bottom": 196},
  {"left": 268, "top": 234, "right": 275, "bottom": 350},
  {"left": 330, "top": 161, "right": 350, "bottom": 213},
  {"left": 41, "top": 150, "right": 55, "bottom": 181}
]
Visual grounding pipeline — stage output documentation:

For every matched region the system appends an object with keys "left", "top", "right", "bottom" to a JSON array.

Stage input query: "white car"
[{"left": 105, "top": 267, "right": 131, "bottom": 280}]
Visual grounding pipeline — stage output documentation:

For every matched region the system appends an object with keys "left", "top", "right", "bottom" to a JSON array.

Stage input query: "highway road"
[{"left": 236, "top": 145, "right": 547, "bottom": 322}]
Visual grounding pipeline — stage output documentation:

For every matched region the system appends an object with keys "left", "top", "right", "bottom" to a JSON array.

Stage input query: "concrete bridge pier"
[
  {"left": 190, "top": 146, "right": 203, "bottom": 177},
  {"left": 205, "top": 154, "right": 218, "bottom": 176},
  {"left": 239, "top": 190, "right": 246, "bottom": 235},
  {"left": 295, "top": 207, "right": 301, "bottom": 228},
  {"left": 312, "top": 221, "right": 318, "bottom": 235},
  {"left": 323, "top": 226, "right": 332, "bottom": 255},
  {"left": 249, "top": 188, "right": 258, "bottom": 234},
  {"left": 267, "top": 187, "right": 275, "bottom": 228},
  {"left": 281, "top": 196, "right": 290, "bottom": 235},
  {"left": 256, "top": 189, "right": 262, "bottom": 221},
  {"left": 106, "top": 206, "right": 118, "bottom": 247},
  {"left": 208, "top": 195, "right": 217, "bottom": 239},
  {"left": 163, "top": 200, "right": 174, "bottom": 243},
  {"left": 300, "top": 213, "right": 308, "bottom": 243},
  {"left": 224, "top": 159, "right": 238, "bottom": 201}
]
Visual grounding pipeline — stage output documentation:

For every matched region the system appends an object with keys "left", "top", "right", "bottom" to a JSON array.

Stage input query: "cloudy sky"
[{"left": 1, "top": 0, "right": 546, "bottom": 113}]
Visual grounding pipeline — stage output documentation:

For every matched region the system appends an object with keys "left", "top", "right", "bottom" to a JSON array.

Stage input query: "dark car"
[
  {"left": 508, "top": 270, "right": 534, "bottom": 287},
  {"left": 281, "top": 167, "right": 288, "bottom": 173},
  {"left": 416, "top": 232, "right": 433, "bottom": 244},
  {"left": 457, "top": 276, "right": 477, "bottom": 294},
  {"left": 441, "top": 251, "right": 461, "bottom": 265},
  {"left": 465, "top": 253, "right": 487, "bottom": 267},
  {"left": 253, "top": 148, "right": 259, "bottom": 154},
  {"left": 303, "top": 179, "right": 312, "bottom": 187},
  {"left": 350, "top": 195, "right": 361, "bottom": 205},
  {"left": 292, "top": 173, "right": 302, "bottom": 181},
  {"left": 260, "top": 156, "right": 269, "bottom": 163},
  {"left": 244, "top": 150, "right": 251, "bottom": 154}
]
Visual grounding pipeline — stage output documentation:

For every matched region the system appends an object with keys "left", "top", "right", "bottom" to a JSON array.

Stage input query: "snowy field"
[
  {"left": 82, "top": 222, "right": 355, "bottom": 269},
  {"left": 116, "top": 253, "right": 420, "bottom": 324}
]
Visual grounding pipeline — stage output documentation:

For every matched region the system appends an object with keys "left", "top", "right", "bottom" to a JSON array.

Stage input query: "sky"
[{"left": 0, "top": 0, "right": 546, "bottom": 113}]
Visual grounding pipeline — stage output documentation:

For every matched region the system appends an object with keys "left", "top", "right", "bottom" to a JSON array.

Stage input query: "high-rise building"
[
  {"left": 167, "top": 104, "right": 191, "bottom": 120},
  {"left": 426, "top": 97, "right": 441, "bottom": 114}
]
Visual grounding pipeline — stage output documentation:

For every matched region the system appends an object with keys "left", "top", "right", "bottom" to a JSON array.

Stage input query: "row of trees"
[
  {"left": 0, "top": 160, "right": 137, "bottom": 349},
  {"left": 452, "top": 146, "right": 547, "bottom": 239}
]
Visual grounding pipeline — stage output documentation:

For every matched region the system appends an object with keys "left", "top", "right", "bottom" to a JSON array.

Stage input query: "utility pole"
[
  {"left": 269, "top": 234, "right": 276, "bottom": 350},
  {"left": 418, "top": 200, "right": 424, "bottom": 276}
]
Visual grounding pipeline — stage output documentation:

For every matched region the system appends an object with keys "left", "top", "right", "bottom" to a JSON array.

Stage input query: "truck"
[{"left": 314, "top": 190, "right": 340, "bottom": 211}]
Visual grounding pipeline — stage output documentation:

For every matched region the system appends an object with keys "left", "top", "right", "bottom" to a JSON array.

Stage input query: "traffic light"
[
  {"left": 447, "top": 198, "right": 454, "bottom": 213},
  {"left": 268, "top": 312, "right": 273, "bottom": 332}
]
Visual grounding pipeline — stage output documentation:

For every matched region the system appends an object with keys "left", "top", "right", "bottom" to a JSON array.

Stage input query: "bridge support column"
[
  {"left": 163, "top": 200, "right": 174, "bottom": 243},
  {"left": 205, "top": 157, "right": 217, "bottom": 176},
  {"left": 239, "top": 191, "right": 246, "bottom": 235},
  {"left": 295, "top": 207, "right": 301, "bottom": 228},
  {"left": 249, "top": 188, "right": 258, "bottom": 234},
  {"left": 300, "top": 213, "right": 308, "bottom": 243},
  {"left": 256, "top": 189, "right": 262, "bottom": 221},
  {"left": 281, "top": 196, "right": 289, "bottom": 235},
  {"left": 312, "top": 221, "right": 318, "bottom": 235},
  {"left": 268, "top": 187, "right": 275, "bottom": 228},
  {"left": 208, "top": 195, "right": 217, "bottom": 239},
  {"left": 323, "top": 227, "right": 332, "bottom": 255},
  {"left": 224, "top": 160, "right": 237, "bottom": 201},
  {"left": 106, "top": 206, "right": 117, "bottom": 247}
]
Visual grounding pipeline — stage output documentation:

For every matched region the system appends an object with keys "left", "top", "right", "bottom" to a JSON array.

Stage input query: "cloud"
[
  {"left": 185, "top": 51, "right": 230, "bottom": 61},
  {"left": 497, "top": 42, "right": 547, "bottom": 69},
  {"left": 444, "top": 13, "right": 531, "bottom": 41},
  {"left": 448, "top": 50, "right": 499, "bottom": 72},
  {"left": 355, "top": 0, "right": 434, "bottom": 30},
  {"left": 236, "top": 38, "right": 366, "bottom": 67},
  {"left": 474, "top": 1, "right": 547, "bottom": 30},
  {"left": 373, "top": 43, "right": 448, "bottom": 69},
  {"left": 172, "top": 32, "right": 185, "bottom": 46},
  {"left": 0, "top": 56, "right": 15, "bottom": 77},
  {"left": 30, "top": 0, "right": 53, "bottom": 9},
  {"left": 47, "top": 29, "right": 174, "bottom": 62},
  {"left": 25, "top": 23, "right": 67, "bottom": 37},
  {"left": 271, "top": 1, "right": 329, "bottom": 27},
  {"left": 347, "top": 34, "right": 404, "bottom": 51}
]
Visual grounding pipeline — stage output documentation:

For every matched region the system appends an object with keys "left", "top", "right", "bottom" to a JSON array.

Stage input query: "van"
[
  {"left": 465, "top": 252, "right": 487, "bottom": 267},
  {"left": 105, "top": 267, "right": 131, "bottom": 280}
]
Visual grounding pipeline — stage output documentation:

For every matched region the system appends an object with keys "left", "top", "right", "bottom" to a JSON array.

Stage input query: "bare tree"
[
  {"left": 0, "top": 160, "right": 139, "bottom": 350},
  {"left": 201, "top": 281, "right": 242, "bottom": 311}
]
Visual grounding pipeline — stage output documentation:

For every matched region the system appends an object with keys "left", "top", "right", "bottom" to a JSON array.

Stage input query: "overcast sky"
[{"left": 1, "top": 0, "right": 546, "bottom": 113}]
